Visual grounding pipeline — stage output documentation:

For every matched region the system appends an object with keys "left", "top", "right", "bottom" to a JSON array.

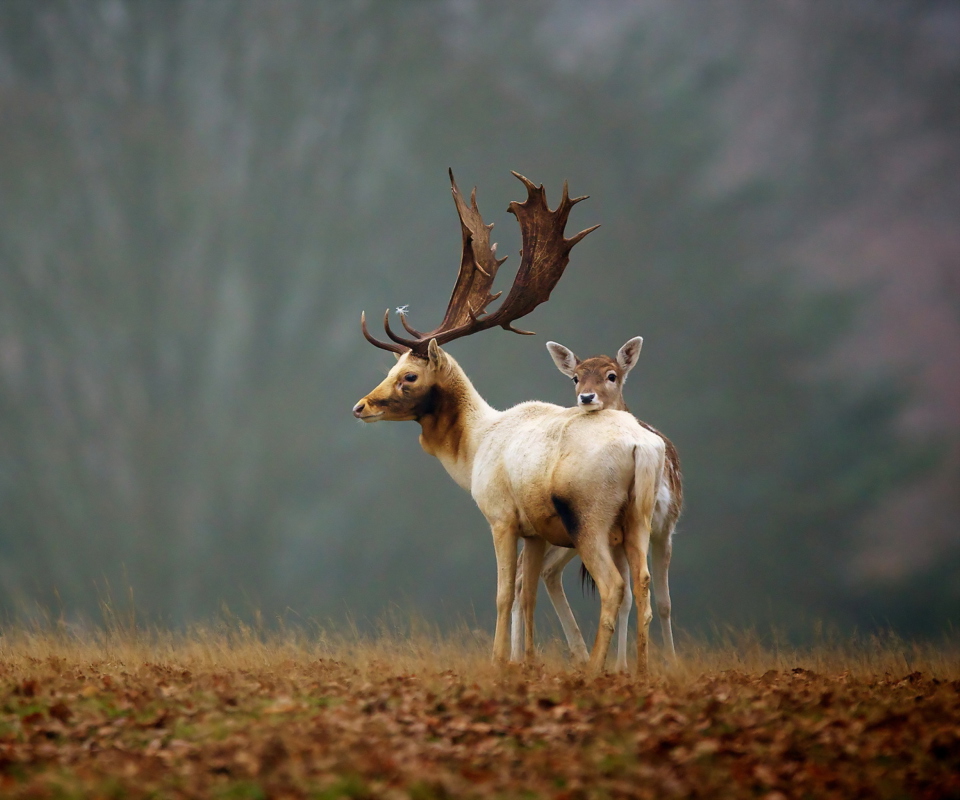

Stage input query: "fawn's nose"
[
  {"left": 352, "top": 402, "right": 365, "bottom": 418},
  {"left": 578, "top": 393, "right": 596, "bottom": 405}
]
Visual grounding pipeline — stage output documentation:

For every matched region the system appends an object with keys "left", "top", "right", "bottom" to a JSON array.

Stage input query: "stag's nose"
[
  {"left": 578, "top": 393, "right": 596, "bottom": 405},
  {"left": 352, "top": 401, "right": 366, "bottom": 418}
]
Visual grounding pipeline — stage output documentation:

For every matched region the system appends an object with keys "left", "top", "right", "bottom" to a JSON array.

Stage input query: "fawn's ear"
[
  {"left": 616, "top": 336, "right": 643, "bottom": 377},
  {"left": 546, "top": 341, "right": 580, "bottom": 378}
]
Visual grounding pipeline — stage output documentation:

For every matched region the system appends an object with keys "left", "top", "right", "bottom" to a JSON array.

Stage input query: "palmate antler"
[{"left": 361, "top": 170, "right": 599, "bottom": 357}]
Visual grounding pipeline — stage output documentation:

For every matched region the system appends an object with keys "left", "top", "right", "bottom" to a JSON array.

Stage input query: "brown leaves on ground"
[{"left": 0, "top": 646, "right": 959, "bottom": 799}]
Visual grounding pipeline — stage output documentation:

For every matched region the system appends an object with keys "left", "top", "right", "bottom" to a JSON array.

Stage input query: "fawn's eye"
[
  {"left": 607, "top": 373, "right": 617, "bottom": 382},
  {"left": 403, "top": 373, "right": 418, "bottom": 383},
  {"left": 572, "top": 375, "right": 579, "bottom": 384}
]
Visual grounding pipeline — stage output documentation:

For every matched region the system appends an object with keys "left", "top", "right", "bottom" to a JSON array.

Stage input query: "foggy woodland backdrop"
[{"left": 0, "top": 1, "right": 957, "bottom": 640}]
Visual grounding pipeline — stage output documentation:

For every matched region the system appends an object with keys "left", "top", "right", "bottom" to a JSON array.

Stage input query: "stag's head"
[
  {"left": 353, "top": 170, "right": 598, "bottom": 421},
  {"left": 352, "top": 340, "right": 449, "bottom": 422},
  {"left": 546, "top": 337, "right": 643, "bottom": 412}
]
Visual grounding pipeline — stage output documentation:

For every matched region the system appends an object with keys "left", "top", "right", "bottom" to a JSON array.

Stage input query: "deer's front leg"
[
  {"left": 491, "top": 520, "right": 520, "bottom": 664},
  {"left": 520, "top": 537, "right": 546, "bottom": 662}
]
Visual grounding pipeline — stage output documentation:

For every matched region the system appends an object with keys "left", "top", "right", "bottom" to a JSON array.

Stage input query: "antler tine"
[
  {"left": 503, "top": 322, "right": 536, "bottom": 336},
  {"left": 567, "top": 222, "right": 602, "bottom": 248},
  {"left": 558, "top": 180, "right": 601, "bottom": 246},
  {"left": 382, "top": 310, "right": 420, "bottom": 349},
  {"left": 510, "top": 170, "right": 538, "bottom": 194},
  {"left": 398, "top": 312, "right": 424, "bottom": 338},
  {"left": 361, "top": 311, "right": 408, "bottom": 354}
]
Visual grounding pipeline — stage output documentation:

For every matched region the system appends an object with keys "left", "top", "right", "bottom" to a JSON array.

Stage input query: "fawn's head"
[{"left": 546, "top": 336, "right": 643, "bottom": 412}]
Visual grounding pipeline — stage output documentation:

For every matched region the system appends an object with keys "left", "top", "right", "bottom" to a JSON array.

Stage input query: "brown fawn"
[{"left": 512, "top": 338, "right": 682, "bottom": 668}]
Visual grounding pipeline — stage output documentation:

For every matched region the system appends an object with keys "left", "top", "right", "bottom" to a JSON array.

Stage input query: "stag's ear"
[
  {"left": 427, "top": 338, "right": 446, "bottom": 370},
  {"left": 546, "top": 341, "right": 580, "bottom": 378},
  {"left": 616, "top": 336, "right": 643, "bottom": 377}
]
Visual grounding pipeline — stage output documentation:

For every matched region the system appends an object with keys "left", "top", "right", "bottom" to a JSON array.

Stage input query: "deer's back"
[{"left": 472, "top": 404, "right": 664, "bottom": 545}]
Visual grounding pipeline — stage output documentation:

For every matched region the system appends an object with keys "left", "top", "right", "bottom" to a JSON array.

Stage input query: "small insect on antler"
[{"left": 361, "top": 170, "right": 599, "bottom": 357}]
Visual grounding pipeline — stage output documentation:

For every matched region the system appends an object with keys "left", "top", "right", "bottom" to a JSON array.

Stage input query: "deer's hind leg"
[
  {"left": 576, "top": 535, "right": 625, "bottom": 677},
  {"left": 651, "top": 527, "right": 676, "bottom": 662}
]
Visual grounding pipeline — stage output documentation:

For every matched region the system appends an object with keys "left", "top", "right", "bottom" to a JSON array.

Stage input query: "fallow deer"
[
  {"left": 511, "top": 338, "right": 683, "bottom": 669},
  {"left": 352, "top": 171, "right": 666, "bottom": 676}
]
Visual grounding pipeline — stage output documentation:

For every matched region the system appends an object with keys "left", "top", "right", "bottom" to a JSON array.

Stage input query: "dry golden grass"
[{"left": 2, "top": 611, "right": 957, "bottom": 684}]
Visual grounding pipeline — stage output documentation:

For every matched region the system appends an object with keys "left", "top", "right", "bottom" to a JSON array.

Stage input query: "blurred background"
[{"left": 0, "top": 0, "right": 957, "bottom": 640}]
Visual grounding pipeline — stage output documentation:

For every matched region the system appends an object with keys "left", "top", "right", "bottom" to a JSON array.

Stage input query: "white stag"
[
  {"left": 352, "top": 171, "right": 665, "bottom": 676},
  {"left": 511, "top": 338, "right": 683, "bottom": 669}
]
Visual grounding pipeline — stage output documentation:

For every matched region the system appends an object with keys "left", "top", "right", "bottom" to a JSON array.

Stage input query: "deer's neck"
[{"left": 417, "top": 362, "right": 496, "bottom": 491}]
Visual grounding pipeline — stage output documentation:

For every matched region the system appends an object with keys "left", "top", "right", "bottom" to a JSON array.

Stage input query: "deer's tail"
[{"left": 633, "top": 439, "right": 664, "bottom": 541}]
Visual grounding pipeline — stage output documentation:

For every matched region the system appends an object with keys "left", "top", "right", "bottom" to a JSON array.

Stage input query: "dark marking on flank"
[{"left": 551, "top": 495, "right": 579, "bottom": 542}]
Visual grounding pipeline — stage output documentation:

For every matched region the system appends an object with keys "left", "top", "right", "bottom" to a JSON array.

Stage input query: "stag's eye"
[
  {"left": 607, "top": 373, "right": 617, "bottom": 382},
  {"left": 403, "top": 373, "right": 418, "bottom": 383}
]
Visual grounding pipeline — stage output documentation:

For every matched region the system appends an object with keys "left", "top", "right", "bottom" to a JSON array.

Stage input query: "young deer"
[
  {"left": 353, "top": 171, "right": 665, "bottom": 676},
  {"left": 511, "top": 338, "right": 683, "bottom": 668}
]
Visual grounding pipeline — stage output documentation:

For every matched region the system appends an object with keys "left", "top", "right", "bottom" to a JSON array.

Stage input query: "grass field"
[{"left": 1, "top": 619, "right": 958, "bottom": 799}]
